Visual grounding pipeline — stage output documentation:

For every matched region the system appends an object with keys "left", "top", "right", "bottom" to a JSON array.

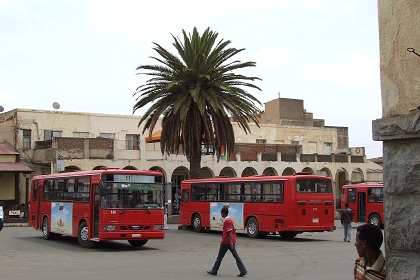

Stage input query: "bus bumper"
[
  {"left": 98, "top": 230, "right": 165, "bottom": 240},
  {"left": 286, "top": 225, "right": 336, "bottom": 232}
]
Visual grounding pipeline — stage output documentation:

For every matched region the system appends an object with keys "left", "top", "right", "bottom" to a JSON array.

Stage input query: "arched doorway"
[
  {"left": 219, "top": 167, "right": 236, "bottom": 177},
  {"left": 262, "top": 167, "right": 278, "bottom": 176},
  {"left": 170, "top": 166, "right": 189, "bottom": 215},
  {"left": 282, "top": 167, "right": 296, "bottom": 175},
  {"left": 241, "top": 167, "right": 257, "bottom": 177}
]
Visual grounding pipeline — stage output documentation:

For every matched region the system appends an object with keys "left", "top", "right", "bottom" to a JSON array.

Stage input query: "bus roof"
[
  {"left": 32, "top": 169, "right": 163, "bottom": 180},
  {"left": 342, "top": 183, "right": 383, "bottom": 188},
  {"left": 182, "top": 174, "right": 330, "bottom": 184}
]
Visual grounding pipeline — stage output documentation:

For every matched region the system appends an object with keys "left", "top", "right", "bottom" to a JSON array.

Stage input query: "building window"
[
  {"left": 323, "top": 142, "right": 332, "bottom": 155},
  {"left": 44, "top": 130, "right": 61, "bottom": 141},
  {"left": 99, "top": 133, "right": 115, "bottom": 139},
  {"left": 256, "top": 139, "right": 266, "bottom": 144},
  {"left": 126, "top": 134, "right": 140, "bottom": 150},
  {"left": 73, "top": 132, "right": 89, "bottom": 138},
  {"left": 23, "top": 129, "right": 31, "bottom": 150},
  {"left": 291, "top": 141, "right": 299, "bottom": 145}
]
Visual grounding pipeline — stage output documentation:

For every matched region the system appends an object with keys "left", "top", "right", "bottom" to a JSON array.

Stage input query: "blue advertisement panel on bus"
[{"left": 210, "top": 202, "right": 244, "bottom": 229}]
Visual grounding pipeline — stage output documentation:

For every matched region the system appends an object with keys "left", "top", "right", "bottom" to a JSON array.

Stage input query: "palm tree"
[{"left": 133, "top": 27, "right": 262, "bottom": 179}]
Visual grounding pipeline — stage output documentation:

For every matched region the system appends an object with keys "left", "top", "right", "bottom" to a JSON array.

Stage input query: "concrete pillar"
[{"left": 373, "top": 1, "right": 420, "bottom": 278}]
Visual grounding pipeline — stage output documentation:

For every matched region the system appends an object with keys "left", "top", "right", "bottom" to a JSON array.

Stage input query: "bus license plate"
[
  {"left": 312, "top": 218, "right": 319, "bottom": 223},
  {"left": 132, "top": 234, "right": 141, "bottom": 237}
]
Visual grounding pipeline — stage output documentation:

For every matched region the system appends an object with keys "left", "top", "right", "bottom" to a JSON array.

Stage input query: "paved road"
[{"left": 0, "top": 221, "right": 369, "bottom": 280}]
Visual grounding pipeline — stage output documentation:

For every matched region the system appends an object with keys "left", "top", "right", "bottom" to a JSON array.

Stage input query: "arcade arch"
[
  {"left": 282, "top": 167, "right": 296, "bottom": 175},
  {"left": 63, "top": 165, "right": 81, "bottom": 172},
  {"left": 219, "top": 167, "right": 236, "bottom": 177},
  {"left": 170, "top": 166, "right": 189, "bottom": 215},
  {"left": 200, "top": 167, "right": 214, "bottom": 178},
  {"left": 351, "top": 168, "right": 364, "bottom": 183},
  {"left": 262, "top": 167, "right": 278, "bottom": 176},
  {"left": 241, "top": 167, "right": 258, "bottom": 177},
  {"left": 302, "top": 167, "right": 315, "bottom": 174},
  {"left": 335, "top": 168, "right": 349, "bottom": 208},
  {"left": 93, "top": 165, "right": 106, "bottom": 170},
  {"left": 122, "top": 165, "right": 137, "bottom": 170}
]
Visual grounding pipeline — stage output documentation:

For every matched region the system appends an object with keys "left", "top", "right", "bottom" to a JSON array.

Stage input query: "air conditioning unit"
[{"left": 349, "top": 147, "right": 365, "bottom": 156}]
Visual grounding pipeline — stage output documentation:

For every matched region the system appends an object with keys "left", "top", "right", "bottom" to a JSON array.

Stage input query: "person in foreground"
[
  {"left": 207, "top": 207, "right": 247, "bottom": 277},
  {"left": 354, "top": 224, "right": 386, "bottom": 280}
]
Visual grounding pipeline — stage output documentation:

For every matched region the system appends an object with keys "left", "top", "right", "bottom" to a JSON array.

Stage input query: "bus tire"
[
  {"left": 368, "top": 213, "right": 382, "bottom": 228},
  {"left": 279, "top": 231, "right": 298, "bottom": 239},
  {"left": 246, "top": 217, "right": 260, "bottom": 238},
  {"left": 77, "top": 221, "right": 95, "bottom": 248},
  {"left": 192, "top": 214, "right": 204, "bottom": 233},
  {"left": 42, "top": 217, "right": 53, "bottom": 240},
  {"left": 128, "top": 240, "right": 148, "bottom": 247}
]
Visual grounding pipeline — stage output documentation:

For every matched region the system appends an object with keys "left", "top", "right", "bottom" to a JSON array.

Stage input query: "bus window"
[
  {"left": 297, "top": 179, "right": 332, "bottom": 193},
  {"left": 207, "top": 184, "right": 219, "bottom": 201},
  {"left": 32, "top": 180, "right": 38, "bottom": 201},
  {"left": 348, "top": 188, "right": 356, "bottom": 202},
  {"left": 43, "top": 180, "right": 53, "bottom": 200},
  {"left": 368, "top": 188, "right": 383, "bottom": 203},
  {"left": 182, "top": 190, "right": 189, "bottom": 202},
  {"left": 191, "top": 184, "right": 207, "bottom": 201},
  {"left": 76, "top": 177, "right": 90, "bottom": 202}
]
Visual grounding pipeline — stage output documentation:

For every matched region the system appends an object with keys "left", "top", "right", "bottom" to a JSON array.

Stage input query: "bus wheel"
[
  {"left": 42, "top": 217, "right": 54, "bottom": 240},
  {"left": 128, "top": 240, "right": 148, "bottom": 247},
  {"left": 368, "top": 213, "right": 382, "bottom": 228},
  {"left": 279, "top": 231, "right": 298, "bottom": 239},
  {"left": 192, "top": 214, "right": 204, "bottom": 233},
  {"left": 246, "top": 217, "right": 260, "bottom": 238},
  {"left": 77, "top": 221, "right": 95, "bottom": 248}
]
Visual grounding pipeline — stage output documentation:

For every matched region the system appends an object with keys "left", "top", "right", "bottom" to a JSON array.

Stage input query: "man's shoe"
[
  {"left": 237, "top": 272, "right": 247, "bottom": 277},
  {"left": 207, "top": 270, "right": 217, "bottom": 275},
  {"left": 343, "top": 239, "right": 347, "bottom": 242},
  {"left": 348, "top": 240, "right": 350, "bottom": 242}
]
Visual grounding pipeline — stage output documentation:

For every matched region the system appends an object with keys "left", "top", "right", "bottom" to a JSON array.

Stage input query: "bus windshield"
[
  {"left": 101, "top": 182, "right": 163, "bottom": 209},
  {"left": 296, "top": 178, "right": 332, "bottom": 193}
]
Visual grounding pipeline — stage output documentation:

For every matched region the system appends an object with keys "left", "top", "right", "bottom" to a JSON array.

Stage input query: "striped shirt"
[{"left": 354, "top": 251, "right": 386, "bottom": 280}]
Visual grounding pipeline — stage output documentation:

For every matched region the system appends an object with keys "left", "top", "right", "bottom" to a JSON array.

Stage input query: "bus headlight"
[
  {"left": 154, "top": 225, "right": 164, "bottom": 230},
  {"left": 102, "top": 225, "right": 117, "bottom": 232}
]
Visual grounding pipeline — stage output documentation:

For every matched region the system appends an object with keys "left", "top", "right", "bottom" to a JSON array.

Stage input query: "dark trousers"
[{"left": 211, "top": 243, "right": 247, "bottom": 274}]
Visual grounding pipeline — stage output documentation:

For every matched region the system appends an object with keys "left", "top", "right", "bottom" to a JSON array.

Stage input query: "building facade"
[{"left": 0, "top": 97, "right": 382, "bottom": 216}]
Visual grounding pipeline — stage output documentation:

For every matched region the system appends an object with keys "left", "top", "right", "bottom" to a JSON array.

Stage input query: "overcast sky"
[{"left": 0, "top": 0, "right": 383, "bottom": 158}]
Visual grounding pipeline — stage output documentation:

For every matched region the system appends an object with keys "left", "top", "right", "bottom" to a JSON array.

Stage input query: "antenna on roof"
[{"left": 278, "top": 92, "right": 280, "bottom": 99}]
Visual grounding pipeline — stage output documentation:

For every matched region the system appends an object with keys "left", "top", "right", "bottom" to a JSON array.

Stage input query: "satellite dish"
[
  {"left": 0, "top": 106, "right": 4, "bottom": 112},
  {"left": 52, "top": 102, "right": 60, "bottom": 110}
]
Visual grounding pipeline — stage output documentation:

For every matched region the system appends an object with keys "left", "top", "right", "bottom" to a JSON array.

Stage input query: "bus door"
[
  {"left": 357, "top": 192, "right": 366, "bottom": 223},
  {"left": 93, "top": 184, "right": 100, "bottom": 237},
  {"left": 179, "top": 189, "right": 190, "bottom": 222},
  {"left": 29, "top": 180, "right": 43, "bottom": 230}
]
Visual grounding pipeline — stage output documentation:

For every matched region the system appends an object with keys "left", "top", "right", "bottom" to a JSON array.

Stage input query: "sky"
[{"left": 0, "top": 0, "right": 383, "bottom": 158}]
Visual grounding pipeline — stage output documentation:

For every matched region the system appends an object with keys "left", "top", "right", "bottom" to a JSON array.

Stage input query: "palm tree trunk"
[{"left": 189, "top": 154, "right": 201, "bottom": 179}]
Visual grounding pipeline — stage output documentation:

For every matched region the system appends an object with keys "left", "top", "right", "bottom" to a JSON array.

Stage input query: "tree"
[{"left": 133, "top": 27, "right": 262, "bottom": 179}]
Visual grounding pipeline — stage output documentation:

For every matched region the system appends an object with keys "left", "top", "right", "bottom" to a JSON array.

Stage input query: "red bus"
[
  {"left": 179, "top": 173, "right": 336, "bottom": 239},
  {"left": 341, "top": 183, "right": 384, "bottom": 228},
  {"left": 29, "top": 169, "right": 165, "bottom": 248}
]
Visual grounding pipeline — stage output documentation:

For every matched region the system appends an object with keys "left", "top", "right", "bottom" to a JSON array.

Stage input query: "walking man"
[
  {"left": 164, "top": 203, "right": 169, "bottom": 230},
  {"left": 341, "top": 202, "right": 353, "bottom": 242},
  {"left": 0, "top": 201, "right": 4, "bottom": 232},
  {"left": 354, "top": 223, "right": 386, "bottom": 279},
  {"left": 207, "top": 207, "right": 247, "bottom": 277}
]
